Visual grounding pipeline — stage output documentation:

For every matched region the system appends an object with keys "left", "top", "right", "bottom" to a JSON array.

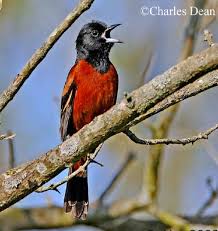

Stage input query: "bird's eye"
[{"left": 91, "top": 30, "right": 99, "bottom": 37}]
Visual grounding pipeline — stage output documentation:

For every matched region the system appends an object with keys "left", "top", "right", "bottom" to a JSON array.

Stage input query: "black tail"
[{"left": 64, "top": 168, "right": 88, "bottom": 220}]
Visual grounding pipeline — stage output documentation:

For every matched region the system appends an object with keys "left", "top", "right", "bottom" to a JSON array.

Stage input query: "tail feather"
[
  {"left": 64, "top": 168, "right": 88, "bottom": 220},
  {"left": 64, "top": 201, "right": 88, "bottom": 220}
]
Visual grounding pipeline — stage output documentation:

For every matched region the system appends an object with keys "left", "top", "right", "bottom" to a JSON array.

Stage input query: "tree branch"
[
  {"left": 124, "top": 124, "right": 218, "bottom": 145},
  {"left": 0, "top": 44, "right": 217, "bottom": 212},
  {"left": 0, "top": 0, "right": 95, "bottom": 113},
  {"left": 36, "top": 144, "right": 103, "bottom": 193},
  {"left": 125, "top": 69, "right": 218, "bottom": 129},
  {"left": 0, "top": 133, "right": 15, "bottom": 141},
  {"left": 7, "top": 130, "right": 16, "bottom": 169},
  {"left": 204, "top": 29, "right": 215, "bottom": 47}
]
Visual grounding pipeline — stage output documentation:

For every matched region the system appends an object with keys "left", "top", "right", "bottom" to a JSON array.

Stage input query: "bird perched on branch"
[{"left": 60, "top": 21, "right": 121, "bottom": 219}]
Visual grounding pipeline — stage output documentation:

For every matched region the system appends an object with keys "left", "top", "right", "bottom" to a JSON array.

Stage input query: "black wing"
[{"left": 60, "top": 82, "right": 77, "bottom": 141}]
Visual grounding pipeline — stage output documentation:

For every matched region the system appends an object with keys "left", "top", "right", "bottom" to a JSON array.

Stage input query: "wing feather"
[{"left": 60, "top": 69, "right": 77, "bottom": 141}]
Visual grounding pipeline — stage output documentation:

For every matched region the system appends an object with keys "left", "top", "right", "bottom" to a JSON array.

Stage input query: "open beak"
[{"left": 101, "top": 24, "right": 122, "bottom": 43}]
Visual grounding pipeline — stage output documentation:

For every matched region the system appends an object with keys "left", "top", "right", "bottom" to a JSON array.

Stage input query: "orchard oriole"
[{"left": 60, "top": 21, "right": 121, "bottom": 219}]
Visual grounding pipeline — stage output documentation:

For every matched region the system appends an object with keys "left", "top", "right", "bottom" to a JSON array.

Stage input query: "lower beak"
[{"left": 101, "top": 24, "right": 122, "bottom": 43}]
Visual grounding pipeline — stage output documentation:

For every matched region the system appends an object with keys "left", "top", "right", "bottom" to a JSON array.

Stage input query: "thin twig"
[
  {"left": 7, "top": 131, "right": 15, "bottom": 169},
  {"left": 94, "top": 153, "right": 135, "bottom": 208},
  {"left": 0, "top": 0, "right": 95, "bottom": 113},
  {"left": 36, "top": 143, "right": 103, "bottom": 193},
  {"left": 196, "top": 177, "right": 218, "bottom": 217},
  {"left": 0, "top": 133, "right": 15, "bottom": 141},
  {"left": 204, "top": 29, "right": 215, "bottom": 47},
  {"left": 124, "top": 124, "right": 218, "bottom": 146}
]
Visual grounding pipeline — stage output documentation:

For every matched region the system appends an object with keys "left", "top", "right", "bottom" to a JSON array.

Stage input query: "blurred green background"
[{"left": 0, "top": 0, "right": 218, "bottom": 228}]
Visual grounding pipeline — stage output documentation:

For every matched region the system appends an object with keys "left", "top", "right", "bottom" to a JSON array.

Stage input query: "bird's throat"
[{"left": 77, "top": 47, "right": 111, "bottom": 74}]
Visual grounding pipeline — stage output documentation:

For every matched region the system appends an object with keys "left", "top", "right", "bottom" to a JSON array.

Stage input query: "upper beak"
[{"left": 101, "top": 24, "right": 123, "bottom": 43}]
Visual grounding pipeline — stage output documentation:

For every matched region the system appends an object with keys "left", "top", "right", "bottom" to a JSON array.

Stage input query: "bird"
[{"left": 60, "top": 21, "right": 121, "bottom": 220}]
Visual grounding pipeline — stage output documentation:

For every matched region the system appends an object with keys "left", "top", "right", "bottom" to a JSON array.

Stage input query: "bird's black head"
[{"left": 76, "top": 21, "right": 121, "bottom": 63}]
